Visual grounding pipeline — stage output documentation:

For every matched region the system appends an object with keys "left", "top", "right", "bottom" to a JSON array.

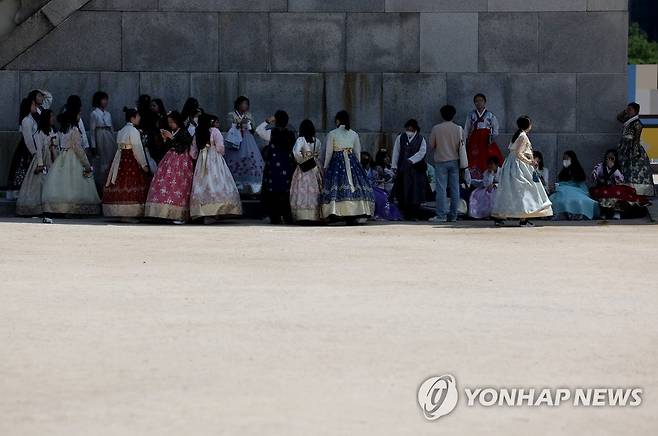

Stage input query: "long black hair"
[
  {"left": 335, "top": 110, "right": 351, "bottom": 130},
  {"left": 167, "top": 110, "right": 185, "bottom": 130},
  {"left": 181, "top": 97, "right": 200, "bottom": 121},
  {"left": 558, "top": 150, "right": 586, "bottom": 183},
  {"left": 532, "top": 150, "right": 545, "bottom": 171},
  {"left": 274, "top": 110, "right": 289, "bottom": 129},
  {"left": 152, "top": 98, "right": 167, "bottom": 115},
  {"left": 234, "top": 96, "right": 250, "bottom": 112},
  {"left": 123, "top": 107, "right": 139, "bottom": 123},
  {"left": 194, "top": 113, "right": 214, "bottom": 148},
  {"left": 65, "top": 95, "right": 82, "bottom": 116},
  {"left": 92, "top": 91, "right": 108, "bottom": 108},
  {"left": 512, "top": 115, "right": 531, "bottom": 143},
  {"left": 299, "top": 119, "right": 316, "bottom": 144},
  {"left": 601, "top": 149, "right": 621, "bottom": 183},
  {"left": 37, "top": 109, "right": 55, "bottom": 134},
  {"left": 57, "top": 110, "right": 77, "bottom": 134},
  {"left": 18, "top": 98, "right": 33, "bottom": 124}
]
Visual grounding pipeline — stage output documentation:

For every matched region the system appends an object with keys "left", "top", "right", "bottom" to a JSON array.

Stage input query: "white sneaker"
[
  {"left": 612, "top": 212, "right": 621, "bottom": 220},
  {"left": 172, "top": 220, "right": 186, "bottom": 225},
  {"left": 429, "top": 216, "right": 447, "bottom": 223}
]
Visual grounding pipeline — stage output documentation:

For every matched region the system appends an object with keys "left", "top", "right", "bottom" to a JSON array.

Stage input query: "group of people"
[{"left": 6, "top": 89, "right": 654, "bottom": 226}]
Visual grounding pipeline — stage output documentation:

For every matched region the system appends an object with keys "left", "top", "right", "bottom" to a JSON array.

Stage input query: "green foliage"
[{"left": 629, "top": 22, "right": 658, "bottom": 64}]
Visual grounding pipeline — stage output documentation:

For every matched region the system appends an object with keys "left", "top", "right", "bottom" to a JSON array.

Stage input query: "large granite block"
[
  {"left": 237, "top": 73, "right": 324, "bottom": 131},
  {"left": 557, "top": 134, "right": 619, "bottom": 173},
  {"left": 190, "top": 73, "right": 239, "bottom": 129},
  {"left": 577, "top": 74, "right": 627, "bottom": 133},
  {"left": 220, "top": 14, "right": 269, "bottom": 72},
  {"left": 7, "top": 11, "right": 121, "bottom": 71},
  {"left": 587, "top": 0, "right": 628, "bottom": 11},
  {"left": 479, "top": 13, "right": 539, "bottom": 73},
  {"left": 325, "top": 73, "right": 382, "bottom": 132},
  {"left": 0, "top": 12, "right": 54, "bottom": 68},
  {"left": 83, "top": 0, "right": 158, "bottom": 10},
  {"left": 271, "top": 13, "right": 345, "bottom": 72},
  {"left": 506, "top": 74, "right": 577, "bottom": 133},
  {"left": 0, "top": 132, "right": 22, "bottom": 186},
  {"left": 158, "top": 0, "right": 286, "bottom": 11},
  {"left": 139, "top": 72, "right": 191, "bottom": 114},
  {"left": 346, "top": 13, "right": 419, "bottom": 72},
  {"left": 420, "top": 13, "right": 478, "bottom": 73},
  {"left": 540, "top": 12, "right": 627, "bottom": 73},
  {"left": 488, "top": 0, "right": 586, "bottom": 11},
  {"left": 0, "top": 72, "right": 21, "bottom": 131},
  {"left": 123, "top": 13, "right": 219, "bottom": 72},
  {"left": 288, "top": 0, "right": 384, "bottom": 11},
  {"left": 41, "top": 0, "right": 89, "bottom": 27},
  {"left": 382, "top": 73, "right": 447, "bottom": 133},
  {"left": 446, "top": 73, "right": 507, "bottom": 132},
  {"left": 385, "top": 0, "right": 487, "bottom": 12},
  {"left": 99, "top": 72, "right": 140, "bottom": 130}
]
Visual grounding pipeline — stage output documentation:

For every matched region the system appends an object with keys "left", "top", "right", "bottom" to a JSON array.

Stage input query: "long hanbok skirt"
[
  {"left": 290, "top": 163, "right": 323, "bottom": 222},
  {"left": 93, "top": 128, "right": 117, "bottom": 193},
  {"left": 321, "top": 151, "right": 375, "bottom": 219},
  {"left": 190, "top": 149, "right": 242, "bottom": 219},
  {"left": 102, "top": 150, "right": 152, "bottom": 218},
  {"left": 42, "top": 150, "right": 101, "bottom": 215},
  {"left": 468, "top": 186, "right": 497, "bottom": 219},
  {"left": 145, "top": 149, "right": 194, "bottom": 221},
  {"left": 373, "top": 185, "right": 403, "bottom": 221},
  {"left": 467, "top": 129, "right": 504, "bottom": 180},
  {"left": 492, "top": 155, "right": 553, "bottom": 219},
  {"left": 617, "top": 142, "right": 655, "bottom": 196},
  {"left": 16, "top": 150, "right": 56, "bottom": 216},
  {"left": 550, "top": 181, "right": 600, "bottom": 220},
  {"left": 590, "top": 184, "right": 647, "bottom": 211},
  {"left": 7, "top": 139, "right": 32, "bottom": 190},
  {"left": 224, "top": 131, "right": 264, "bottom": 194}
]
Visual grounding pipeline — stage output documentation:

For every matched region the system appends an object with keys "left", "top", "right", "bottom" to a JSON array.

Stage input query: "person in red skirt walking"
[
  {"left": 102, "top": 108, "right": 152, "bottom": 219},
  {"left": 464, "top": 93, "right": 504, "bottom": 180}
]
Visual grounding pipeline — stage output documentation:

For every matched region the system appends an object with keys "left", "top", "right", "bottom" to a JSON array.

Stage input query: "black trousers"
[{"left": 263, "top": 192, "right": 293, "bottom": 224}]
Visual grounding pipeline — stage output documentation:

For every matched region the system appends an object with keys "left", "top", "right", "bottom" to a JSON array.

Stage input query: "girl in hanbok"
[
  {"left": 102, "top": 108, "right": 152, "bottom": 219},
  {"left": 465, "top": 93, "right": 504, "bottom": 179},
  {"left": 90, "top": 91, "right": 117, "bottom": 192},
  {"left": 42, "top": 111, "right": 100, "bottom": 215},
  {"left": 289, "top": 119, "right": 323, "bottom": 223},
  {"left": 532, "top": 151, "right": 551, "bottom": 193},
  {"left": 190, "top": 114, "right": 242, "bottom": 221},
  {"left": 549, "top": 151, "right": 599, "bottom": 220},
  {"left": 16, "top": 110, "right": 58, "bottom": 216},
  {"left": 616, "top": 103, "right": 654, "bottom": 196},
  {"left": 468, "top": 156, "right": 501, "bottom": 219},
  {"left": 492, "top": 116, "right": 553, "bottom": 227},
  {"left": 321, "top": 111, "right": 375, "bottom": 222},
  {"left": 7, "top": 98, "right": 39, "bottom": 195},
  {"left": 181, "top": 97, "right": 202, "bottom": 137},
  {"left": 224, "top": 96, "right": 265, "bottom": 194},
  {"left": 143, "top": 98, "right": 168, "bottom": 164},
  {"left": 65, "top": 95, "right": 91, "bottom": 151},
  {"left": 371, "top": 150, "right": 403, "bottom": 221},
  {"left": 591, "top": 149, "right": 646, "bottom": 220},
  {"left": 145, "top": 111, "right": 194, "bottom": 223},
  {"left": 392, "top": 119, "right": 429, "bottom": 220}
]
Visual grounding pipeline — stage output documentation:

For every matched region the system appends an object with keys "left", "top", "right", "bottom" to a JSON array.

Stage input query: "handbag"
[
  {"left": 458, "top": 126, "right": 469, "bottom": 169},
  {"left": 299, "top": 140, "right": 318, "bottom": 173},
  {"left": 225, "top": 126, "right": 243, "bottom": 150}
]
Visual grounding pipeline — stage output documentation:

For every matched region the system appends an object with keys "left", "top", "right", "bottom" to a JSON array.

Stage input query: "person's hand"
[
  {"left": 161, "top": 130, "right": 172, "bottom": 140},
  {"left": 35, "top": 165, "right": 45, "bottom": 174},
  {"left": 142, "top": 165, "right": 150, "bottom": 173}
]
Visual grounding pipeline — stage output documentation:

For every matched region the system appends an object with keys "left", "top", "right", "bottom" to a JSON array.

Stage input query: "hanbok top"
[
  {"left": 465, "top": 109, "right": 499, "bottom": 137},
  {"left": 592, "top": 163, "right": 624, "bottom": 186},
  {"left": 323, "top": 125, "right": 361, "bottom": 169},
  {"left": 89, "top": 108, "right": 113, "bottom": 148},
  {"left": 165, "top": 128, "right": 193, "bottom": 154},
  {"left": 190, "top": 127, "right": 225, "bottom": 159},
  {"left": 107, "top": 123, "right": 148, "bottom": 186},
  {"left": 35, "top": 129, "right": 59, "bottom": 167},
  {"left": 391, "top": 133, "right": 427, "bottom": 170},
  {"left": 78, "top": 118, "right": 90, "bottom": 149},
  {"left": 292, "top": 137, "right": 322, "bottom": 164},
  {"left": 20, "top": 114, "right": 39, "bottom": 155},
  {"left": 482, "top": 167, "right": 501, "bottom": 187},
  {"left": 227, "top": 111, "right": 254, "bottom": 131},
  {"left": 59, "top": 128, "right": 92, "bottom": 168}
]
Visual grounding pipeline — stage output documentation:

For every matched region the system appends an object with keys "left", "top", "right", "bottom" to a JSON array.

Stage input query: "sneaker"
[
  {"left": 172, "top": 220, "right": 186, "bottom": 225},
  {"left": 429, "top": 216, "right": 447, "bottom": 223},
  {"left": 519, "top": 221, "right": 535, "bottom": 227},
  {"left": 612, "top": 212, "right": 621, "bottom": 220},
  {"left": 494, "top": 219, "right": 505, "bottom": 227}
]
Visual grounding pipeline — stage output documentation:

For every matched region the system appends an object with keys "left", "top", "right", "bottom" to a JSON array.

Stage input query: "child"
[
  {"left": 532, "top": 150, "right": 551, "bottom": 193},
  {"left": 591, "top": 149, "right": 645, "bottom": 220},
  {"left": 90, "top": 91, "right": 117, "bottom": 191},
  {"left": 468, "top": 156, "right": 501, "bottom": 219},
  {"left": 464, "top": 93, "right": 504, "bottom": 179},
  {"left": 289, "top": 119, "right": 324, "bottom": 223}
]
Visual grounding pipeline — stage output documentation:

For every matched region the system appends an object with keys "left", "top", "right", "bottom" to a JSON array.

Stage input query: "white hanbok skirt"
[
  {"left": 190, "top": 148, "right": 243, "bottom": 219},
  {"left": 42, "top": 150, "right": 101, "bottom": 215}
]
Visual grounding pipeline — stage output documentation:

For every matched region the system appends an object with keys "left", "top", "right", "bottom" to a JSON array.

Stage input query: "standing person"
[
  {"left": 27, "top": 89, "right": 53, "bottom": 118},
  {"left": 468, "top": 156, "right": 501, "bottom": 219},
  {"left": 320, "top": 110, "right": 375, "bottom": 223},
  {"left": 224, "top": 96, "right": 265, "bottom": 194},
  {"left": 89, "top": 91, "right": 117, "bottom": 191},
  {"left": 16, "top": 110, "right": 58, "bottom": 216},
  {"left": 181, "top": 97, "right": 202, "bottom": 137},
  {"left": 591, "top": 149, "right": 646, "bottom": 220},
  {"left": 366, "top": 151, "right": 403, "bottom": 221},
  {"left": 549, "top": 151, "right": 599, "bottom": 220},
  {"left": 65, "top": 95, "right": 91, "bottom": 151},
  {"left": 616, "top": 103, "right": 655, "bottom": 196},
  {"left": 428, "top": 105, "right": 463, "bottom": 223},
  {"left": 391, "top": 119, "right": 429, "bottom": 220},
  {"left": 144, "top": 98, "right": 168, "bottom": 164},
  {"left": 491, "top": 116, "right": 553, "bottom": 227},
  {"left": 289, "top": 119, "right": 323, "bottom": 223},
  {"left": 256, "top": 111, "right": 296, "bottom": 224},
  {"left": 532, "top": 150, "right": 551, "bottom": 193},
  {"left": 145, "top": 111, "right": 194, "bottom": 223},
  {"left": 102, "top": 108, "right": 151, "bottom": 219},
  {"left": 42, "top": 111, "right": 100, "bottom": 215},
  {"left": 7, "top": 98, "right": 39, "bottom": 196},
  {"left": 189, "top": 113, "right": 242, "bottom": 222},
  {"left": 464, "top": 93, "right": 504, "bottom": 180}
]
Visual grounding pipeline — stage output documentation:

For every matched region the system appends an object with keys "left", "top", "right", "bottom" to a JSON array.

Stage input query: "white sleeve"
[
  {"left": 89, "top": 111, "right": 98, "bottom": 149},
  {"left": 490, "top": 113, "right": 500, "bottom": 137},
  {"left": 79, "top": 119, "right": 90, "bottom": 149},
  {"left": 324, "top": 132, "right": 334, "bottom": 169},
  {"left": 409, "top": 138, "right": 427, "bottom": 165},
  {"left": 464, "top": 114, "right": 472, "bottom": 135},
  {"left": 293, "top": 137, "right": 305, "bottom": 163},
  {"left": 391, "top": 135, "right": 401, "bottom": 170},
  {"left": 21, "top": 117, "right": 37, "bottom": 155},
  {"left": 255, "top": 121, "right": 271, "bottom": 142},
  {"left": 353, "top": 131, "right": 361, "bottom": 156}
]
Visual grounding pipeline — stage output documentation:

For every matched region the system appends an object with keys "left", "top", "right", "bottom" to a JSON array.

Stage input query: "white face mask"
[
  {"left": 562, "top": 159, "right": 571, "bottom": 168},
  {"left": 406, "top": 131, "right": 415, "bottom": 139}
]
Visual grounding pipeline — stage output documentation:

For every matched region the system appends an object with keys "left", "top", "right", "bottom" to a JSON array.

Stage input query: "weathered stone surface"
[
  {"left": 557, "top": 134, "right": 619, "bottom": 173},
  {"left": 13, "top": 0, "right": 49, "bottom": 24},
  {"left": 83, "top": 0, "right": 159, "bottom": 10},
  {"left": 237, "top": 73, "right": 324, "bottom": 131},
  {"left": 220, "top": 14, "right": 269, "bottom": 72},
  {"left": 158, "top": 0, "right": 286, "bottom": 11},
  {"left": 587, "top": 0, "right": 628, "bottom": 11},
  {"left": 420, "top": 13, "right": 478, "bottom": 73},
  {"left": 479, "top": 13, "right": 539, "bottom": 73},
  {"left": 488, "top": 0, "right": 586, "bottom": 11},
  {"left": 506, "top": 74, "right": 577, "bottom": 133},
  {"left": 271, "top": 13, "right": 345, "bottom": 72},
  {"left": 8, "top": 11, "right": 122, "bottom": 71},
  {"left": 497, "top": 133, "right": 558, "bottom": 175},
  {"left": 288, "top": 0, "right": 384, "bottom": 12},
  {"left": 99, "top": 72, "right": 140, "bottom": 130},
  {"left": 540, "top": 12, "right": 627, "bottom": 73},
  {"left": 0, "top": 12, "right": 54, "bottom": 68},
  {"left": 42, "top": 0, "right": 88, "bottom": 26},
  {"left": 0, "top": 132, "right": 22, "bottom": 186},
  {"left": 346, "top": 13, "right": 419, "bottom": 73},
  {"left": 190, "top": 73, "right": 240, "bottom": 130},
  {"left": 123, "top": 13, "right": 219, "bottom": 72},
  {"left": 577, "top": 74, "right": 627, "bottom": 133},
  {"left": 325, "top": 73, "right": 382, "bottom": 132},
  {"left": 139, "top": 72, "right": 191, "bottom": 114},
  {"left": 385, "top": 0, "right": 487, "bottom": 12},
  {"left": 0, "top": 72, "right": 21, "bottom": 131},
  {"left": 382, "top": 73, "right": 447, "bottom": 133},
  {"left": 446, "top": 73, "right": 507, "bottom": 132}
]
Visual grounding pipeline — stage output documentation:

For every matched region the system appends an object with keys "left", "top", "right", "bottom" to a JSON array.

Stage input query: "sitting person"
[
  {"left": 361, "top": 151, "right": 402, "bottom": 221},
  {"left": 532, "top": 150, "right": 551, "bottom": 193},
  {"left": 468, "top": 156, "right": 501, "bottom": 219},
  {"left": 591, "top": 149, "right": 647, "bottom": 220},
  {"left": 550, "top": 150, "right": 599, "bottom": 220}
]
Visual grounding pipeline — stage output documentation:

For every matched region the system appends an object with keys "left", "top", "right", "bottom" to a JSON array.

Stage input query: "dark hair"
[
  {"left": 440, "top": 105, "right": 456, "bottom": 121},
  {"left": 335, "top": 110, "right": 351, "bottom": 130},
  {"left": 195, "top": 113, "right": 214, "bottom": 149},
  {"left": 487, "top": 156, "right": 501, "bottom": 167},
  {"left": 123, "top": 106, "right": 139, "bottom": 123},
  {"left": 404, "top": 118, "right": 420, "bottom": 132},
  {"left": 375, "top": 149, "right": 389, "bottom": 168},
  {"left": 274, "top": 110, "right": 289, "bottom": 129},
  {"left": 628, "top": 102, "right": 640, "bottom": 114},
  {"left": 92, "top": 91, "right": 108, "bottom": 108},
  {"left": 360, "top": 151, "right": 372, "bottom": 168},
  {"left": 299, "top": 119, "right": 316, "bottom": 144},
  {"left": 167, "top": 110, "right": 185, "bottom": 129},
  {"left": 37, "top": 109, "right": 55, "bottom": 134},
  {"left": 559, "top": 150, "right": 586, "bottom": 183},
  {"left": 601, "top": 149, "right": 620, "bottom": 183},
  {"left": 152, "top": 98, "right": 166, "bottom": 115},
  {"left": 234, "top": 96, "right": 250, "bottom": 112},
  {"left": 65, "top": 95, "right": 82, "bottom": 115},
  {"left": 19, "top": 98, "right": 33, "bottom": 123},
  {"left": 27, "top": 89, "right": 44, "bottom": 104},
  {"left": 57, "top": 111, "right": 77, "bottom": 133},
  {"left": 532, "top": 150, "right": 545, "bottom": 171},
  {"left": 138, "top": 94, "right": 151, "bottom": 112},
  {"left": 181, "top": 97, "right": 200, "bottom": 121},
  {"left": 512, "top": 115, "right": 532, "bottom": 143},
  {"left": 473, "top": 93, "right": 487, "bottom": 103}
]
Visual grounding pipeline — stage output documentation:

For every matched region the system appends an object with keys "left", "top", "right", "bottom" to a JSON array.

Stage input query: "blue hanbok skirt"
[
  {"left": 321, "top": 150, "right": 375, "bottom": 218},
  {"left": 550, "top": 181, "right": 600, "bottom": 220}
]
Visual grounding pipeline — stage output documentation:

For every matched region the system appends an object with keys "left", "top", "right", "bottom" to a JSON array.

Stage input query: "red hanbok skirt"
[
  {"left": 145, "top": 149, "right": 194, "bottom": 221},
  {"left": 467, "top": 128, "right": 504, "bottom": 179},
  {"left": 590, "top": 184, "right": 648, "bottom": 210},
  {"left": 102, "top": 150, "right": 152, "bottom": 217}
]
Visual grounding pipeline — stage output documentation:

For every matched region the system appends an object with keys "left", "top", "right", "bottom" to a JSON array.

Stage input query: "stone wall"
[{"left": 0, "top": 0, "right": 629, "bottom": 184}]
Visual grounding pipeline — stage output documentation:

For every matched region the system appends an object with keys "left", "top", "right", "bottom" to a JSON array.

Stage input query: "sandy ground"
[{"left": 0, "top": 217, "right": 656, "bottom": 436}]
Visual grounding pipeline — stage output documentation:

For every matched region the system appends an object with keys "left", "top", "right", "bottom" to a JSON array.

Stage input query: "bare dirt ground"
[{"left": 0, "top": 217, "right": 656, "bottom": 436}]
